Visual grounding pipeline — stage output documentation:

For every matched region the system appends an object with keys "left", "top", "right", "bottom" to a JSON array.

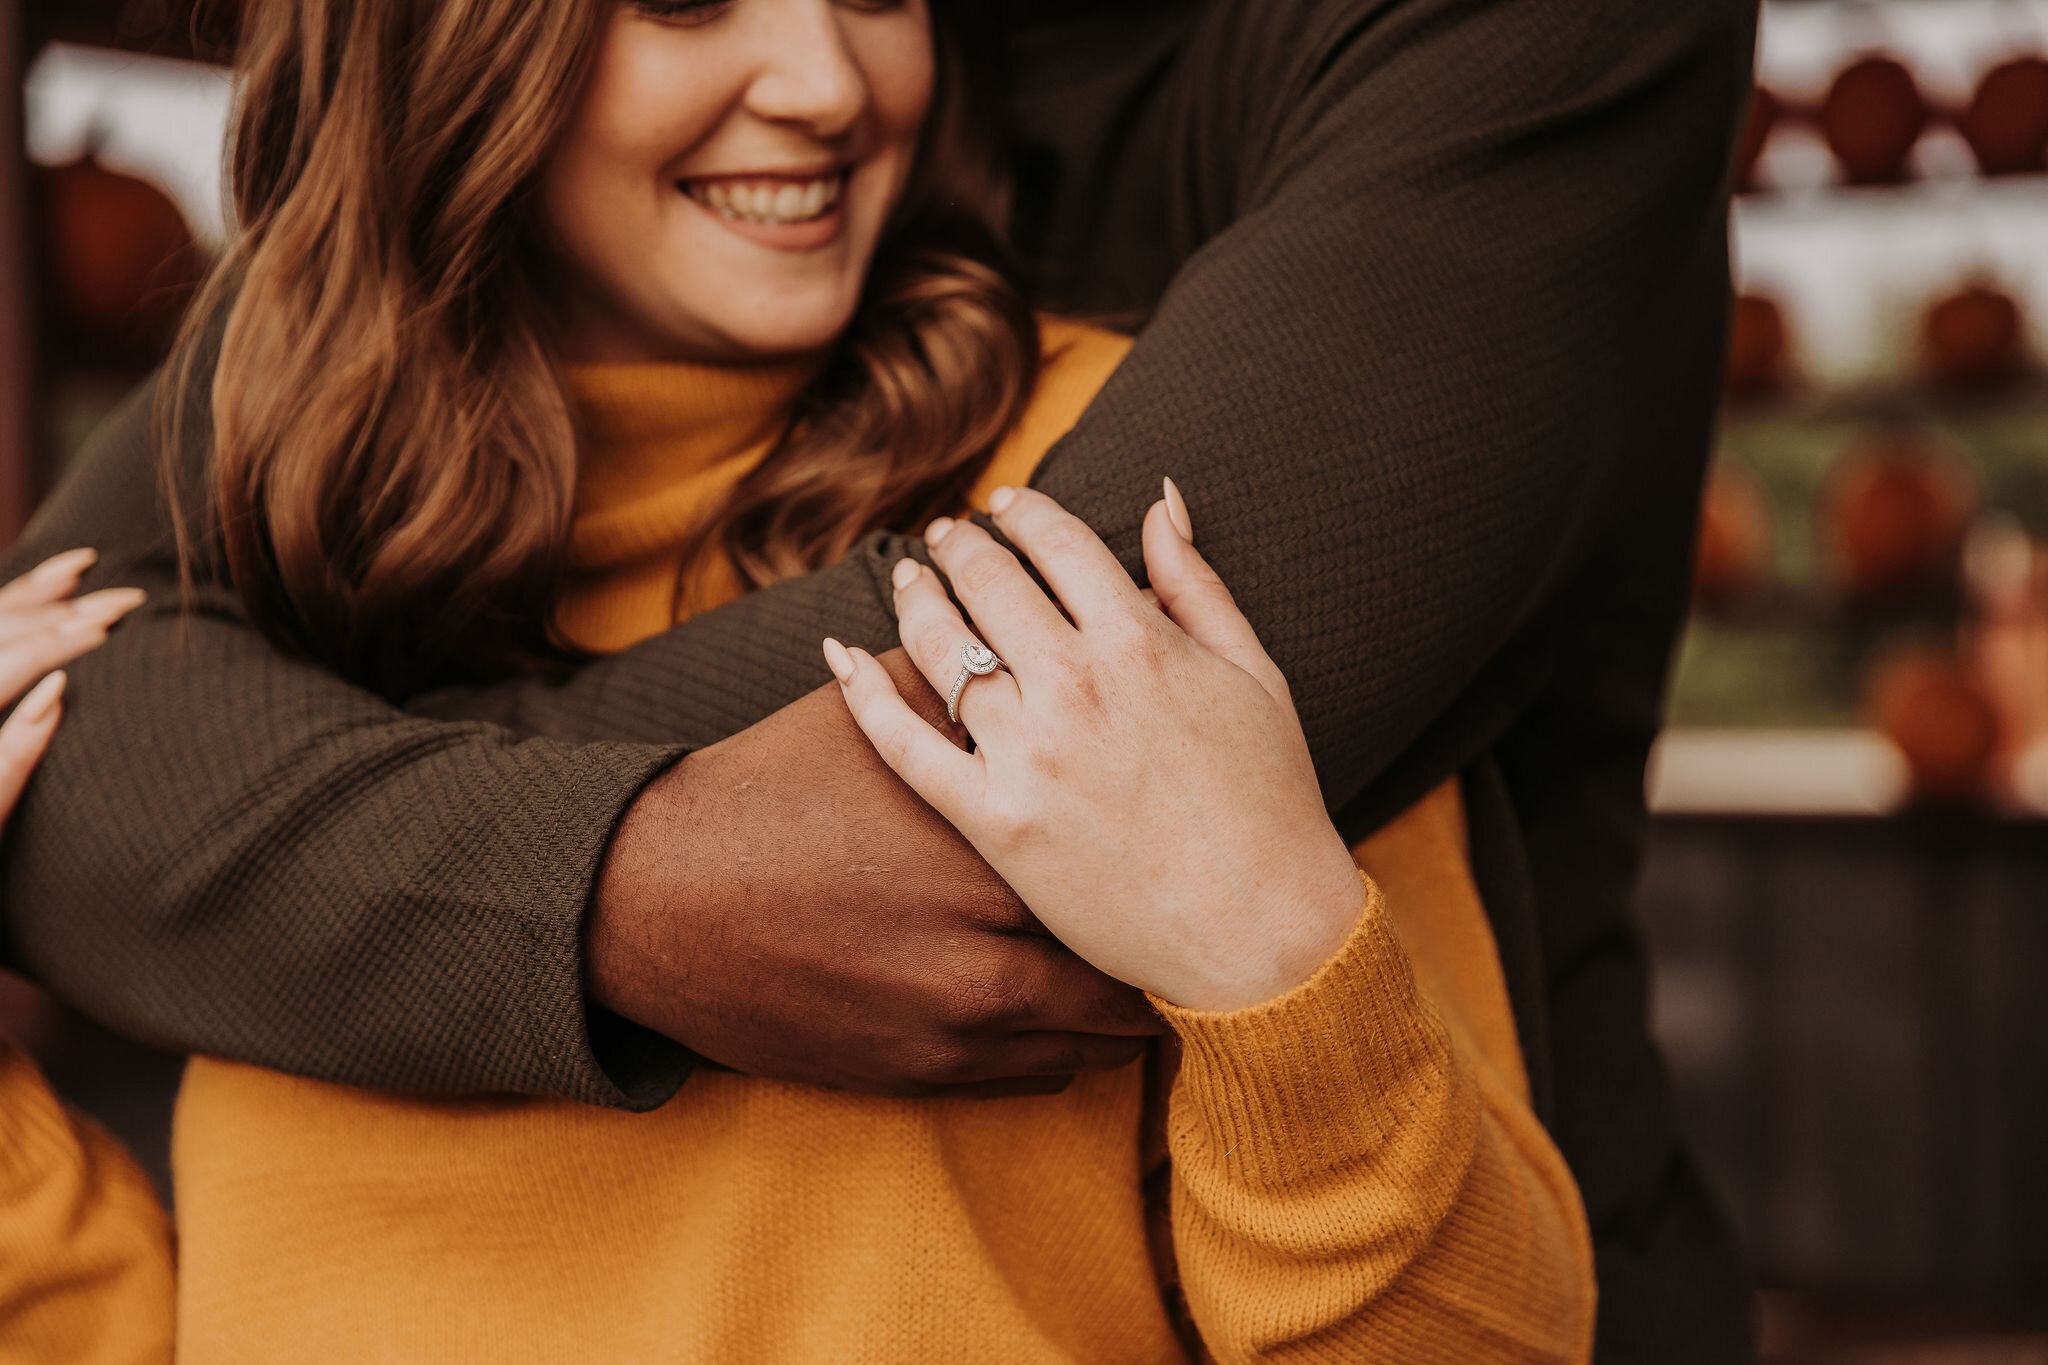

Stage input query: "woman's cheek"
[{"left": 852, "top": 10, "right": 937, "bottom": 148}]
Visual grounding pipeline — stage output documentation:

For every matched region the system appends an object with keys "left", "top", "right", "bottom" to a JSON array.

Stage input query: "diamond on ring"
[{"left": 947, "top": 642, "right": 1004, "bottom": 724}]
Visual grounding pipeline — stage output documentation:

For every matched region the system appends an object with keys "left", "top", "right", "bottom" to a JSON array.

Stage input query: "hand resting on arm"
[
  {"left": 830, "top": 487, "right": 1365, "bottom": 1013},
  {"left": 829, "top": 485, "right": 1598, "bottom": 1361}
]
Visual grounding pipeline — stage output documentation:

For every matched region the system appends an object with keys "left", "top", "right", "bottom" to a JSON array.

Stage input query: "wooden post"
[{"left": 0, "top": 0, "right": 34, "bottom": 545}]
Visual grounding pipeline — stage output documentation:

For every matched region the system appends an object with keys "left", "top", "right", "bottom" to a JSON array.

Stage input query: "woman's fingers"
[
  {"left": 888, "top": 556, "right": 1021, "bottom": 734},
  {"left": 921, "top": 515, "right": 1072, "bottom": 670},
  {"left": 0, "top": 671, "right": 66, "bottom": 828},
  {"left": 0, "top": 548, "right": 97, "bottom": 612},
  {"left": 0, "top": 589, "right": 147, "bottom": 699},
  {"left": 0, "top": 587, "right": 146, "bottom": 651},
  {"left": 983, "top": 486, "right": 1148, "bottom": 628},
  {"left": 825, "top": 639, "right": 981, "bottom": 819},
  {"left": 1141, "top": 486, "right": 1292, "bottom": 704}
]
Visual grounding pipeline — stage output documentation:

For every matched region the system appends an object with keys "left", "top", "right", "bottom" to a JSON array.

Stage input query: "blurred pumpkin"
[
  {"left": 1822, "top": 56, "right": 1928, "bottom": 185},
  {"left": 1962, "top": 55, "right": 2048, "bottom": 176},
  {"left": 1962, "top": 518, "right": 2048, "bottom": 801},
  {"left": 1725, "top": 293, "right": 1789, "bottom": 397},
  {"left": 1865, "top": 645, "right": 2000, "bottom": 803},
  {"left": 1920, "top": 283, "right": 2026, "bottom": 389},
  {"left": 1693, "top": 461, "right": 1775, "bottom": 609},
  {"left": 40, "top": 148, "right": 205, "bottom": 357},
  {"left": 1820, "top": 436, "right": 1976, "bottom": 603}
]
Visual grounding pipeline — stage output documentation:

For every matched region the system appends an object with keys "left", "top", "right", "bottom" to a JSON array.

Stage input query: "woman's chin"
[{"left": 685, "top": 304, "right": 858, "bottom": 364}]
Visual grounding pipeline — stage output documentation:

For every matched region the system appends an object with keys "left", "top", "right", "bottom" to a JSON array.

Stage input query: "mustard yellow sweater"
[
  {"left": 169, "top": 320, "right": 1594, "bottom": 1362},
  {"left": 0, "top": 1044, "right": 174, "bottom": 1363}
]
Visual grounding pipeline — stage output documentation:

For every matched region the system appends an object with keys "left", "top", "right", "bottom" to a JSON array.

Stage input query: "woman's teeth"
[{"left": 685, "top": 174, "right": 845, "bottom": 226}]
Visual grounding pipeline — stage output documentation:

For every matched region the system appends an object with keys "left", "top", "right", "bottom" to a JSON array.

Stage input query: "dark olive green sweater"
[{"left": 0, "top": 0, "right": 1758, "bottom": 1359}]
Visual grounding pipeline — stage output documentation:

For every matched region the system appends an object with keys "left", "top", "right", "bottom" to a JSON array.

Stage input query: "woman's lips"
[{"left": 680, "top": 169, "right": 849, "bottom": 250}]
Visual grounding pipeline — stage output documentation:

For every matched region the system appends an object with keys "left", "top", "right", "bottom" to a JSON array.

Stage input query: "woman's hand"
[
  {"left": 825, "top": 483, "right": 1366, "bottom": 1013},
  {"left": 0, "top": 549, "right": 147, "bottom": 827}
]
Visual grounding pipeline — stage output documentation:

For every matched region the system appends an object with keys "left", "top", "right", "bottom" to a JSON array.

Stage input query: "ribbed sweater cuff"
[
  {"left": 1150, "top": 874, "right": 1458, "bottom": 1192},
  {"left": 0, "top": 1050, "right": 158, "bottom": 1216},
  {"left": 558, "top": 744, "right": 699, "bottom": 1111},
  {"left": 0, "top": 1050, "right": 86, "bottom": 1195}
]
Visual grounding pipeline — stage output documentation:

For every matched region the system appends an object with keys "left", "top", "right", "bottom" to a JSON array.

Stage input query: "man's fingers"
[
  {"left": 927, "top": 1075, "right": 1077, "bottom": 1100},
  {"left": 0, "top": 671, "right": 66, "bottom": 826},
  {"left": 825, "top": 640, "right": 981, "bottom": 819},
  {"left": 996, "top": 935, "right": 1168, "bottom": 1037},
  {"left": 901, "top": 1032, "right": 1150, "bottom": 1093},
  {"left": 984, "top": 486, "right": 1147, "bottom": 628},
  {"left": 1141, "top": 496, "right": 1290, "bottom": 703},
  {"left": 980, "top": 1030, "right": 1153, "bottom": 1078},
  {"left": 887, "top": 559, "right": 1021, "bottom": 735}
]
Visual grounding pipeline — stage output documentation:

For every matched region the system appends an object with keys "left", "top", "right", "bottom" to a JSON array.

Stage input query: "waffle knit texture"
[
  {"left": 0, "top": 2, "right": 1758, "bottom": 1358},
  {"left": 169, "top": 321, "right": 1593, "bottom": 1363}
]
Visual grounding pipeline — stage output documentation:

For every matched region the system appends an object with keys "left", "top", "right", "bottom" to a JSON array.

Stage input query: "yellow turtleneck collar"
[{"left": 562, "top": 357, "right": 818, "bottom": 575}]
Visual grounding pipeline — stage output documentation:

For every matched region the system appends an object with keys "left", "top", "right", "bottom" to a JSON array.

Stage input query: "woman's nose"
[{"left": 744, "top": 0, "right": 868, "bottom": 139}]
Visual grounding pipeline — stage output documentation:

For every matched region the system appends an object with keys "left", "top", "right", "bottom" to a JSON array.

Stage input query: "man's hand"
[{"left": 588, "top": 648, "right": 1162, "bottom": 1098}]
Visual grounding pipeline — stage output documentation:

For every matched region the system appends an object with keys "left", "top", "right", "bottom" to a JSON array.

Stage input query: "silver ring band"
[{"left": 947, "top": 642, "right": 1004, "bottom": 724}]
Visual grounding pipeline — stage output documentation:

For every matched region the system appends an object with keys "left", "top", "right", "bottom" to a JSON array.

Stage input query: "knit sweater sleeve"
[
  {"left": 0, "top": 377, "right": 697, "bottom": 1109},
  {"left": 1153, "top": 873, "right": 1595, "bottom": 1364}
]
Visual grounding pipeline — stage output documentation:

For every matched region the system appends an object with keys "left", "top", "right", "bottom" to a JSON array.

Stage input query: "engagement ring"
[{"left": 947, "top": 642, "right": 1004, "bottom": 724}]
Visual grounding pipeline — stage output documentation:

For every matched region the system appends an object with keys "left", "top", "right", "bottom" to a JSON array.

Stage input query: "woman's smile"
[
  {"left": 680, "top": 166, "right": 851, "bottom": 249},
  {"left": 538, "top": 0, "right": 933, "bottom": 364}
]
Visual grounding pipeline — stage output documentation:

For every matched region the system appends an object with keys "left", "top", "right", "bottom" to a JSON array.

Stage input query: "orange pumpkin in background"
[
  {"left": 1920, "top": 283, "right": 2027, "bottom": 390},
  {"left": 1962, "top": 55, "right": 2048, "bottom": 176},
  {"left": 1820, "top": 436, "right": 1976, "bottom": 604},
  {"left": 39, "top": 148, "right": 206, "bottom": 359},
  {"left": 1866, "top": 645, "right": 2001, "bottom": 803},
  {"left": 1725, "top": 293, "right": 1790, "bottom": 397},
  {"left": 1693, "top": 461, "right": 1775, "bottom": 610},
  {"left": 1822, "top": 56, "right": 1929, "bottom": 185}
]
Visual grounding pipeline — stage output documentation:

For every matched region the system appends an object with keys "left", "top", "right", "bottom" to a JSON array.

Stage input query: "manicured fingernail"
[
  {"left": 31, "top": 548, "right": 96, "bottom": 584},
  {"left": 988, "top": 486, "right": 1017, "bottom": 515},
  {"left": 15, "top": 670, "right": 65, "bottom": 724},
  {"left": 822, "top": 637, "right": 855, "bottom": 684},
  {"left": 925, "top": 517, "right": 956, "bottom": 547},
  {"left": 1163, "top": 477, "right": 1193, "bottom": 542},
  {"left": 71, "top": 588, "right": 147, "bottom": 626},
  {"left": 891, "top": 557, "right": 920, "bottom": 591}
]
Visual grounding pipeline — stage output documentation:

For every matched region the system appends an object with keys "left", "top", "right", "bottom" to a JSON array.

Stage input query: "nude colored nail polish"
[
  {"left": 71, "top": 588, "right": 147, "bottom": 628},
  {"left": 822, "top": 638, "right": 855, "bottom": 684},
  {"left": 14, "top": 671, "right": 66, "bottom": 724},
  {"left": 926, "top": 517, "right": 956, "bottom": 547},
  {"left": 31, "top": 548, "right": 96, "bottom": 584},
  {"left": 892, "top": 558, "right": 920, "bottom": 590},
  {"left": 988, "top": 486, "right": 1017, "bottom": 515},
  {"left": 1163, "top": 477, "right": 1194, "bottom": 542}
]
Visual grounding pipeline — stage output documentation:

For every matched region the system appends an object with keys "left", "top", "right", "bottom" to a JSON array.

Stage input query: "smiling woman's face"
[{"left": 539, "top": 0, "right": 934, "bottom": 364}]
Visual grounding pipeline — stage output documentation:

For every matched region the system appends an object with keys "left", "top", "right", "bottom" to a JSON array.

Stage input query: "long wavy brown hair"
[{"left": 166, "top": 0, "right": 1037, "bottom": 697}]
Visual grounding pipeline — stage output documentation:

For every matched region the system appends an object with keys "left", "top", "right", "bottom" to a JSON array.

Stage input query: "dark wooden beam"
[
  {"left": 1, "top": 0, "right": 35, "bottom": 543},
  {"left": 25, "top": 0, "right": 232, "bottom": 63}
]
